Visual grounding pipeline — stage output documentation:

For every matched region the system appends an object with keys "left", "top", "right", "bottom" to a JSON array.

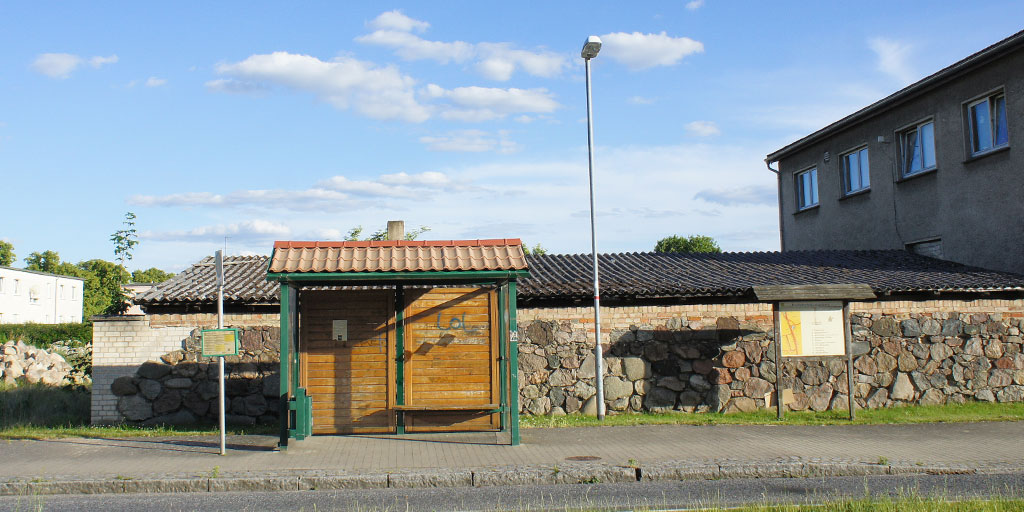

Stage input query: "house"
[
  {"left": 91, "top": 249, "right": 1024, "bottom": 426},
  {"left": 766, "top": 29, "right": 1024, "bottom": 275},
  {"left": 0, "top": 266, "right": 84, "bottom": 324}
]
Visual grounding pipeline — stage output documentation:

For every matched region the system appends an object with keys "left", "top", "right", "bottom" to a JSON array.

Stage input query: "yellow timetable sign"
[{"left": 201, "top": 328, "right": 239, "bottom": 357}]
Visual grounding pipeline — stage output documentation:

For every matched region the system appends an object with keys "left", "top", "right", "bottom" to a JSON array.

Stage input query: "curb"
[{"left": 0, "top": 461, "right": 1007, "bottom": 496}]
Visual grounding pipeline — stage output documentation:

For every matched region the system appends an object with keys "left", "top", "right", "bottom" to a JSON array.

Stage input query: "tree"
[
  {"left": 0, "top": 241, "right": 13, "bottom": 267},
  {"left": 522, "top": 243, "right": 548, "bottom": 256},
  {"left": 131, "top": 267, "right": 175, "bottom": 283},
  {"left": 78, "top": 259, "right": 131, "bottom": 318},
  {"left": 106, "top": 212, "right": 139, "bottom": 315},
  {"left": 345, "top": 225, "right": 430, "bottom": 241},
  {"left": 24, "top": 250, "right": 63, "bottom": 273},
  {"left": 654, "top": 235, "right": 722, "bottom": 254}
]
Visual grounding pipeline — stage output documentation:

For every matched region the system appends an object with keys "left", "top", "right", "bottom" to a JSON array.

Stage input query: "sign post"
[
  {"left": 199, "top": 250, "right": 241, "bottom": 456},
  {"left": 753, "top": 285, "right": 875, "bottom": 422}
]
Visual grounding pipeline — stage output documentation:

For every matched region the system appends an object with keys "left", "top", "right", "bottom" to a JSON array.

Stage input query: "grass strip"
[{"left": 522, "top": 401, "right": 1024, "bottom": 428}]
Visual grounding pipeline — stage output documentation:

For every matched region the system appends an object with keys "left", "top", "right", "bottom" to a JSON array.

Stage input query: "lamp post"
[{"left": 582, "top": 35, "right": 606, "bottom": 420}]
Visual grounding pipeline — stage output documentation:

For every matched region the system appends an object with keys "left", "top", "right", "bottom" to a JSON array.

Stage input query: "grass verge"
[
  {"left": 0, "top": 381, "right": 276, "bottom": 440},
  {"left": 681, "top": 495, "right": 1024, "bottom": 511},
  {"left": 522, "top": 401, "right": 1024, "bottom": 428}
]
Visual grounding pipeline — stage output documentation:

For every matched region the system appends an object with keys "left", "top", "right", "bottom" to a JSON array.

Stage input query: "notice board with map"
[{"left": 778, "top": 301, "right": 846, "bottom": 357}]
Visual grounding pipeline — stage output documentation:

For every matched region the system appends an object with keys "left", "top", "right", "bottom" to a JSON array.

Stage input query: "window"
[
  {"left": 796, "top": 168, "right": 819, "bottom": 210},
  {"left": 71, "top": 286, "right": 76, "bottom": 299},
  {"left": 900, "top": 121, "right": 936, "bottom": 177},
  {"left": 60, "top": 285, "right": 65, "bottom": 299},
  {"left": 842, "top": 147, "right": 870, "bottom": 194},
  {"left": 13, "top": 279, "right": 19, "bottom": 295},
  {"left": 968, "top": 92, "right": 1009, "bottom": 155},
  {"left": 0, "top": 277, "right": 4, "bottom": 293}
]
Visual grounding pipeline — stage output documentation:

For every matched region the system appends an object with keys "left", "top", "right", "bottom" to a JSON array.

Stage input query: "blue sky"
[{"left": 2, "top": 2, "right": 1022, "bottom": 273}]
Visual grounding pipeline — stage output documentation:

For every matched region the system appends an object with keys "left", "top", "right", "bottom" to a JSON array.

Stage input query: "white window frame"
[
  {"left": 899, "top": 119, "right": 937, "bottom": 178},
  {"left": 841, "top": 146, "right": 870, "bottom": 195},
  {"left": 13, "top": 279, "right": 19, "bottom": 295},
  {"left": 795, "top": 167, "right": 819, "bottom": 211},
  {"left": 967, "top": 90, "right": 1009, "bottom": 156},
  {"left": 0, "top": 276, "right": 4, "bottom": 293}
]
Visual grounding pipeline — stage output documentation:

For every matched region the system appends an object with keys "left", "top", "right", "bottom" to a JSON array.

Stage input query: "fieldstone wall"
[
  {"left": 108, "top": 326, "right": 280, "bottom": 426},
  {"left": 517, "top": 302, "right": 1024, "bottom": 415}
]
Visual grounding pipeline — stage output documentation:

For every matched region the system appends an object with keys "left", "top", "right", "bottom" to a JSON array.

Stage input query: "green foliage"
[
  {"left": 78, "top": 259, "right": 131, "bottom": 317},
  {"left": 345, "top": 225, "right": 431, "bottom": 241},
  {"left": 522, "top": 243, "right": 548, "bottom": 256},
  {"left": 0, "top": 323, "right": 92, "bottom": 349},
  {"left": 0, "top": 240, "right": 15, "bottom": 266},
  {"left": 106, "top": 212, "right": 138, "bottom": 315},
  {"left": 131, "top": 267, "right": 175, "bottom": 283},
  {"left": 23, "top": 250, "right": 63, "bottom": 273},
  {"left": 654, "top": 234, "right": 722, "bottom": 254}
]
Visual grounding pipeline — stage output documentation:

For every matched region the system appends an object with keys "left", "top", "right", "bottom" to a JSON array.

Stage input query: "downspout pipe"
[{"left": 765, "top": 159, "right": 785, "bottom": 251}]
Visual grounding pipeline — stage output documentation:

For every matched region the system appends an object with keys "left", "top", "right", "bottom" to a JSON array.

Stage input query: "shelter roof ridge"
[{"left": 273, "top": 238, "right": 523, "bottom": 249}]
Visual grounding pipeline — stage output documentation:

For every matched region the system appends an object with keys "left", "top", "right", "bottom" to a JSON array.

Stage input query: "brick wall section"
[{"left": 90, "top": 313, "right": 278, "bottom": 424}]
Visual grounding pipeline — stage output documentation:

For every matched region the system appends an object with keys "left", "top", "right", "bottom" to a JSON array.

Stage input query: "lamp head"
[{"left": 581, "top": 35, "right": 602, "bottom": 59}]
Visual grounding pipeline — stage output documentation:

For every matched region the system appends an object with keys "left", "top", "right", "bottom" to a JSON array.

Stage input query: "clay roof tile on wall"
[{"left": 267, "top": 239, "right": 527, "bottom": 274}]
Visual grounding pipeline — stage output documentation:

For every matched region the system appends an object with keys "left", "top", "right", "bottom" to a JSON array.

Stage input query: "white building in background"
[{"left": 0, "top": 267, "right": 84, "bottom": 324}]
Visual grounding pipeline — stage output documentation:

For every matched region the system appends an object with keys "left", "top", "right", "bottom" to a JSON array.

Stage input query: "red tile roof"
[{"left": 268, "top": 239, "right": 528, "bottom": 273}]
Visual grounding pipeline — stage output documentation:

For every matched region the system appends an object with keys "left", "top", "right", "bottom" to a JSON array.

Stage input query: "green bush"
[{"left": 0, "top": 322, "right": 92, "bottom": 348}]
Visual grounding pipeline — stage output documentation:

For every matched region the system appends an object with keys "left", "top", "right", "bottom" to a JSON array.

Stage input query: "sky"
[{"left": 2, "top": 2, "right": 1023, "bottom": 273}]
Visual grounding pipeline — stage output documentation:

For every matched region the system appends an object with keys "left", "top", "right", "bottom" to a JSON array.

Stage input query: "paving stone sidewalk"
[{"left": 1, "top": 422, "right": 1022, "bottom": 495}]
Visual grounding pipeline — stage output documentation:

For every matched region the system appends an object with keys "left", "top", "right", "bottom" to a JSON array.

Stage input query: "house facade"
[
  {"left": 766, "top": 29, "right": 1024, "bottom": 275},
  {"left": 0, "top": 266, "right": 84, "bottom": 324}
]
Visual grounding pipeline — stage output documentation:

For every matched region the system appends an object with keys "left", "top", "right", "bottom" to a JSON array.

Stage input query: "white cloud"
[
  {"left": 599, "top": 31, "right": 704, "bottom": 70},
  {"left": 423, "top": 84, "right": 559, "bottom": 121},
  {"left": 32, "top": 53, "right": 117, "bottom": 79},
  {"left": 130, "top": 171, "right": 462, "bottom": 210},
  {"left": 356, "top": 30, "right": 473, "bottom": 64},
  {"left": 868, "top": 37, "right": 916, "bottom": 85},
  {"left": 32, "top": 53, "right": 82, "bottom": 79},
  {"left": 684, "top": 120, "right": 720, "bottom": 136},
  {"left": 356, "top": 11, "right": 568, "bottom": 80},
  {"left": 204, "top": 78, "right": 266, "bottom": 94},
  {"left": 693, "top": 185, "right": 776, "bottom": 206},
  {"left": 419, "top": 130, "right": 520, "bottom": 153},
  {"left": 145, "top": 77, "right": 167, "bottom": 87},
  {"left": 144, "top": 220, "right": 291, "bottom": 242},
  {"left": 685, "top": 0, "right": 704, "bottom": 10},
  {"left": 89, "top": 55, "right": 118, "bottom": 68},
  {"left": 628, "top": 95, "right": 655, "bottom": 105},
  {"left": 368, "top": 10, "right": 429, "bottom": 33},
  {"left": 212, "top": 51, "right": 430, "bottom": 122}
]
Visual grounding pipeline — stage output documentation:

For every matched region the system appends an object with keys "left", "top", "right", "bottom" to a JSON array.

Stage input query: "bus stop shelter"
[{"left": 266, "top": 239, "right": 529, "bottom": 449}]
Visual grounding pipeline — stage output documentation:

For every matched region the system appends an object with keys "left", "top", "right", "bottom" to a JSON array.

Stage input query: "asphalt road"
[{"left": 2, "top": 472, "right": 1022, "bottom": 512}]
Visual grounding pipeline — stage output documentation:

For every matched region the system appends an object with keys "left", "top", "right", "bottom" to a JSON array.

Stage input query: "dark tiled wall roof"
[
  {"left": 520, "top": 250, "right": 1024, "bottom": 301},
  {"left": 137, "top": 250, "right": 1024, "bottom": 306}
]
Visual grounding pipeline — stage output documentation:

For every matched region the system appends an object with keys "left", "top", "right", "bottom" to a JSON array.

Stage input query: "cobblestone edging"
[{"left": 2, "top": 460, "right": 1018, "bottom": 496}]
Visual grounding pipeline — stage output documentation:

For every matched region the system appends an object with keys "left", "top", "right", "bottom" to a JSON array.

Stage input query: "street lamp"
[{"left": 581, "top": 35, "right": 606, "bottom": 420}]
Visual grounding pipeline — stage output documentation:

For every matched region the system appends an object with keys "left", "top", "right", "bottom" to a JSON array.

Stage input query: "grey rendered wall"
[{"left": 778, "top": 47, "right": 1024, "bottom": 275}]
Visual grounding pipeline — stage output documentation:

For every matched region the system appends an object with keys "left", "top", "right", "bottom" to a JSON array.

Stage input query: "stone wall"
[
  {"left": 93, "top": 298, "right": 1024, "bottom": 424},
  {"left": 517, "top": 300, "right": 1024, "bottom": 415},
  {"left": 91, "top": 313, "right": 278, "bottom": 424},
  {"left": 109, "top": 326, "right": 280, "bottom": 426}
]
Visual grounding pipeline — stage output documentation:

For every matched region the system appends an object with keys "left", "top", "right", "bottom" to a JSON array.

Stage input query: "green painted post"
[
  {"left": 509, "top": 279, "right": 520, "bottom": 446},
  {"left": 497, "top": 282, "right": 507, "bottom": 432},
  {"left": 395, "top": 286, "right": 406, "bottom": 435},
  {"left": 278, "top": 284, "right": 292, "bottom": 449},
  {"left": 290, "top": 287, "right": 305, "bottom": 436}
]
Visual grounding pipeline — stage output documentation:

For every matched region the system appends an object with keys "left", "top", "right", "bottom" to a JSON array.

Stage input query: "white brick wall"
[{"left": 90, "top": 316, "right": 193, "bottom": 424}]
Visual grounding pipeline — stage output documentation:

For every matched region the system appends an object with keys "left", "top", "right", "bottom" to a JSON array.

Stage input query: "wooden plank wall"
[
  {"left": 300, "top": 290, "right": 394, "bottom": 434},
  {"left": 403, "top": 287, "right": 499, "bottom": 432}
]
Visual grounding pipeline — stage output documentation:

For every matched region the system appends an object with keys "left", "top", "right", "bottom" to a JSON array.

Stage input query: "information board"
[
  {"left": 201, "top": 328, "right": 240, "bottom": 357},
  {"left": 778, "top": 301, "right": 846, "bottom": 357}
]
